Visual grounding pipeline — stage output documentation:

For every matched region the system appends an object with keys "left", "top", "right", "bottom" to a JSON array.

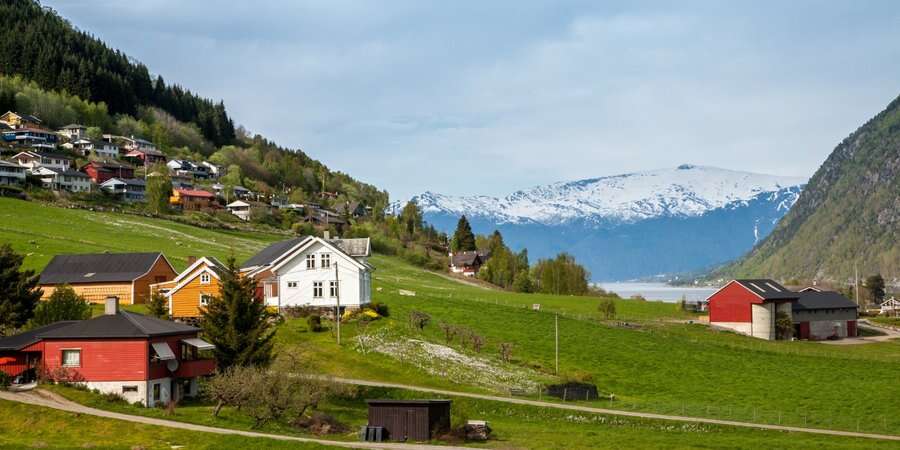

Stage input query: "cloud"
[{"left": 46, "top": 1, "right": 900, "bottom": 200}]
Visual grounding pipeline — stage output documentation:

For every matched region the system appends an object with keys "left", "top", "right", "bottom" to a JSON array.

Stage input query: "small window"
[
  {"left": 287, "top": 281, "right": 298, "bottom": 288},
  {"left": 321, "top": 253, "right": 331, "bottom": 269},
  {"left": 200, "top": 294, "right": 212, "bottom": 306},
  {"left": 153, "top": 383, "right": 161, "bottom": 402},
  {"left": 200, "top": 273, "right": 211, "bottom": 284},
  {"left": 61, "top": 349, "right": 81, "bottom": 367},
  {"left": 313, "top": 281, "right": 323, "bottom": 298},
  {"left": 306, "top": 254, "right": 316, "bottom": 269},
  {"left": 122, "top": 385, "right": 138, "bottom": 393},
  {"left": 330, "top": 280, "right": 339, "bottom": 297}
]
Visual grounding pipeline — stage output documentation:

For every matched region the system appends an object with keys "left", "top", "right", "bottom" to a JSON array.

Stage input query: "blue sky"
[{"left": 47, "top": 1, "right": 900, "bottom": 200}]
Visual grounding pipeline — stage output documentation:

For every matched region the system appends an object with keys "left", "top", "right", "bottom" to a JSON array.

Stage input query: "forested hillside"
[{"left": 726, "top": 93, "right": 900, "bottom": 282}]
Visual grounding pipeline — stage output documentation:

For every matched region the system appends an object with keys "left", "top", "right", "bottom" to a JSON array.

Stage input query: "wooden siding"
[
  {"left": 43, "top": 339, "right": 149, "bottom": 382},
  {"left": 169, "top": 272, "right": 220, "bottom": 319},
  {"left": 41, "top": 282, "right": 133, "bottom": 304},
  {"left": 367, "top": 402, "right": 450, "bottom": 442},
  {"left": 708, "top": 281, "right": 761, "bottom": 324},
  {"left": 0, "top": 351, "right": 29, "bottom": 377},
  {"left": 132, "top": 257, "right": 178, "bottom": 304}
]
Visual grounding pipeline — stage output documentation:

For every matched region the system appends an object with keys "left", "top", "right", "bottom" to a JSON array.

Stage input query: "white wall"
[
  {"left": 810, "top": 320, "right": 847, "bottom": 339},
  {"left": 147, "top": 377, "right": 172, "bottom": 408},
  {"left": 751, "top": 303, "right": 775, "bottom": 340},
  {"left": 272, "top": 240, "right": 369, "bottom": 308},
  {"left": 710, "top": 322, "right": 752, "bottom": 336},
  {"left": 83, "top": 380, "right": 147, "bottom": 405}
]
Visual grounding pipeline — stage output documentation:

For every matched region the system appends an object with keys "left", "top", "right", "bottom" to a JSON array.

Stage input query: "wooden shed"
[{"left": 366, "top": 400, "right": 451, "bottom": 441}]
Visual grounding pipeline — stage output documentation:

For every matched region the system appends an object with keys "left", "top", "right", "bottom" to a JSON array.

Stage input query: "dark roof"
[
  {"left": 60, "top": 124, "right": 86, "bottom": 129},
  {"left": 0, "top": 321, "right": 77, "bottom": 351},
  {"left": 0, "top": 160, "right": 22, "bottom": 169},
  {"left": 366, "top": 400, "right": 451, "bottom": 405},
  {"left": 39, "top": 253, "right": 168, "bottom": 285},
  {"left": 242, "top": 237, "right": 310, "bottom": 268},
  {"left": 37, "top": 311, "right": 197, "bottom": 339},
  {"left": 734, "top": 279, "right": 799, "bottom": 301},
  {"left": 451, "top": 251, "right": 487, "bottom": 267},
  {"left": 38, "top": 152, "right": 73, "bottom": 160},
  {"left": 57, "top": 170, "right": 89, "bottom": 178},
  {"left": 793, "top": 291, "right": 859, "bottom": 311}
]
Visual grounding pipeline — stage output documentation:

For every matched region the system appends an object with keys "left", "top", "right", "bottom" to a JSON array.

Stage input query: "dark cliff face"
[{"left": 727, "top": 94, "right": 900, "bottom": 281}]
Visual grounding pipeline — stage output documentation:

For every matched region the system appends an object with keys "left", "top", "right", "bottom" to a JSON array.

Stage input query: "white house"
[
  {"left": 122, "top": 136, "right": 157, "bottom": 152},
  {"left": 0, "top": 160, "right": 26, "bottom": 187},
  {"left": 880, "top": 297, "right": 900, "bottom": 316},
  {"left": 58, "top": 124, "right": 87, "bottom": 140},
  {"left": 29, "top": 167, "right": 92, "bottom": 193},
  {"left": 12, "top": 151, "right": 72, "bottom": 172},
  {"left": 241, "top": 235, "right": 373, "bottom": 310},
  {"left": 226, "top": 200, "right": 251, "bottom": 221},
  {"left": 100, "top": 178, "right": 146, "bottom": 202}
]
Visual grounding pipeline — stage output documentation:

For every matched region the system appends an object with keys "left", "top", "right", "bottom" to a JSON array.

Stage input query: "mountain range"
[{"left": 400, "top": 165, "right": 806, "bottom": 281}]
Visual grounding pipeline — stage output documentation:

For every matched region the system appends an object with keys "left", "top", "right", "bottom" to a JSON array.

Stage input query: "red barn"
[{"left": 0, "top": 297, "right": 214, "bottom": 407}]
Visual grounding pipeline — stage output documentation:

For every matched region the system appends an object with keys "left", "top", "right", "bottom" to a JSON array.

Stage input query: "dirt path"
[
  {"left": 0, "top": 390, "right": 469, "bottom": 450},
  {"left": 331, "top": 377, "right": 900, "bottom": 442}
]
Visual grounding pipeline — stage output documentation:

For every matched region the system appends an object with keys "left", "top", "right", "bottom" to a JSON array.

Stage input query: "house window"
[
  {"left": 313, "top": 282, "right": 323, "bottom": 298},
  {"left": 287, "top": 281, "right": 298, "bottom": 288},
  {"left": 200, "top": 273, "right": 211, "bottom": 284},
  {"left": 321, "top": 254, "right": 331, "bottom": 269},
  {"left": 200, "top": 294, "right": 212, "bottom": 306},
  {"left": 330, "top": 281, "right": 339, "bottom": 297},
  {"left": 153, "top": 383, "right": 161, "bottom": 402},
  {"left": 122, "top": 386, "right": 138, "bottom": 393},
  {"left": 306, "top": 254, "right": 316, "bottom": 270},
  {"left": 61, "top": 349, "right": 81, "bottom": 367}
]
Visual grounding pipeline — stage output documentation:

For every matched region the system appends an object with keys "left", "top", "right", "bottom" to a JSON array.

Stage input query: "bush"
[
  {"left": 29, "top": 285, "right": 90, "bottom": 328},
  {"left": 369, "top": 302, "right": 390, "bottom": 317},
  {"left": 0, "top": 371, "right": 11, "bottom": 390},
  {"left": 307, "top": 314, "right": 323, "bottom": 332},
  {"left": 598, "top": 298, "right": 616, "bottom": 320},
  {"left": 408, "top": 310, "right": 431, "bottom": 331}
]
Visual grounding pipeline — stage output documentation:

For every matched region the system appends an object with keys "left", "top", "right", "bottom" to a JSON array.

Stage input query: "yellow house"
[
  {"left": 156, "top": 257, "right": 225, "bottom": 319},
  {"left": 0, "top": 111, "right": 42, "bottom": 129}
]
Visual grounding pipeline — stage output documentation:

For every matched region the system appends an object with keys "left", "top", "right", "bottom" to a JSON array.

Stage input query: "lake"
[{"left": 596, "top": 282, "right": 717, "bottom": 303}]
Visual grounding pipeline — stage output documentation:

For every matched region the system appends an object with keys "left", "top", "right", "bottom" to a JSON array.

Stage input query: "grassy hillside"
[
  {"left": 725, "top": 93, "right": 900, "bottom": 281},
  {"left": 0, "top": 197, "right": 281, "bottom": 271}
]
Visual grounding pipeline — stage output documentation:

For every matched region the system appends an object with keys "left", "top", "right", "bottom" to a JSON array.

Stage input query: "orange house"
[
  {"left": 39, "top": 253, "right": 177, "bottom": 305},
  {"left": 155, "top": 257, "right": 225, "bottom": 320}
]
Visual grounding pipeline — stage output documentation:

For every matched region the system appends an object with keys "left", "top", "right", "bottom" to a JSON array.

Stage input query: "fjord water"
[{"left": 597, "top": 282, "right": 717, "bottom": 302}]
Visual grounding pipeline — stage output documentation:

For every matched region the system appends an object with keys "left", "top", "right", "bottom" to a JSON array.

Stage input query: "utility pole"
[
  {"left": 855, "top": 264, "right": 860, "bottom": 305},
  {"left": 335, "top": 261, "right": 341, "bottom": 346},
  {"left": 555, "top": 314, "right": 559, "bottom": 375}
]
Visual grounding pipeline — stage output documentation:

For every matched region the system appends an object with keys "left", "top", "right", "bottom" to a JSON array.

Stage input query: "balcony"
[{"left": 174, "top": 358, "right": 216, "bottom": 378}]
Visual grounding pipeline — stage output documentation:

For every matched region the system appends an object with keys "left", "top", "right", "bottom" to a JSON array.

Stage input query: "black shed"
[{"left": 366, "top": 400, "right": 451, "bottom": 441}]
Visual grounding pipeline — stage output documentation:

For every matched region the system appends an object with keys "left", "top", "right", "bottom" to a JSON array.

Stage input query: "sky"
[{"left": 46, "top": 1, "right": 900, "bottom": 201}]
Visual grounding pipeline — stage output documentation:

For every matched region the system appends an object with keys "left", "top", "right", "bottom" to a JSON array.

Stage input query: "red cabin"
[
  {"left": 81, "top": 160, "right": 135, "bottom": 184},
  {"left": 0, "top": 297, "right": 215, "bottom": 407}
]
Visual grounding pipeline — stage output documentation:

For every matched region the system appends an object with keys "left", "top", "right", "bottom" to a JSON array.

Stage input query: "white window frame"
[
  {"left": 313, "top": 281, "right": 323, "bottom": 298},
  {"left": 306, "top": 254, "right": 316, "bottom": 270},
  {"left": 321, "top": 253, "right": 331, "bottom": 269},
  {"left": 61, "top": 349, "right": 81, "bottom": 368},
  {"left": 200, "top": 273, "right": 211, "bottom": 284},
  {"left": 200, "top": 294, "right": 212, "bottom": 306},
  {"left": 330, "top": 280, "right": 339, "bottom": 298}
]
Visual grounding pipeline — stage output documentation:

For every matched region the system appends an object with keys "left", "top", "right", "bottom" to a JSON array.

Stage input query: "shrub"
[
  {"left": 408, "top": 310, "right": 431, "bottom": 331},
  {"left": 0, "top": 371, "right": 11, "bottom": 390},
  {"left": 101, "top": 391, "right": 128, "bottom": 404},
  {"left": 499, "top": 342, "right": 513, "bottom": 362},
  {"left": 29, "top": 285, "right": 91, "bottom": 327},
  {"left": 370, "top": 302, "right": 390, "bottom": 317},
  {"left": 438, "top": 322, "right": 457, "bottom": 344},
  {"left": 307, "top": 314, "right": 323, "bottom": 332},
  {"left": 598, "top": 298, "right": 616, "bottom": 320},
  {"left": 469, "top": 333, "right": 485, "bottom": 353}
]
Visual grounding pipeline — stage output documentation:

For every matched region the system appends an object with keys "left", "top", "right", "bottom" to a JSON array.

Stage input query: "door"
[
  {"left": 799, "top": 322, "right": 810, "bottom": 339},
  {"left": 847, "top": 320, "right": 857, "bottom": 337}
]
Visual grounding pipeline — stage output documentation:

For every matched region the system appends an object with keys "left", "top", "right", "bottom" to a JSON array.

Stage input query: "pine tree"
[
  {"left": 0, "top": 244, "right": 42, "bottom": 333},
  {"left": 146, "top": 291, "right": 169, "bottom": 319},
  {"left": 29, "top": 285, "right": 90, "bottom": 328},
  {"left": 201, "top": 257, "right": 275, "bottom": 370},
  {"left": 451, "top": 215, "right": 476, "bottom": 252},
  {"left": 865, "top": 274, "right": 886, "bottom": 305}
]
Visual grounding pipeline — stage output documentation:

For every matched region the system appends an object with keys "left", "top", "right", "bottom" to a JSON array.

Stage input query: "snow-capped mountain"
[{"left": 399, "top": 165, "right": 807, "bottom": 281}]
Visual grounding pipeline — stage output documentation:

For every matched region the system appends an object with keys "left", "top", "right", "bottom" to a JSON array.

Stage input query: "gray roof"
[
  {"left": 0, "top": 321, "right": 77, "bottom": 351},
  {"left": 0, "top": 160, "right": 22, "bottom": 169},
  {"left": 451, "top": 251, "right": 487, "bottom": 267},
  {"left": 40, "top": 252, "right": 168, "bottom": 285},
  {"left": 60, "top": 124, "right": 86, "bottom": 129},
  {"left": 329, "top": 238, "right": 370, "bottom": 257},
  {"left": 36, "top": 311, "right": 197, "bottom": 339},
  {"left": 735, "top": 279, "right": 799, "bottom": 301},
  {"left": 242, "top": 237, "right": 311, "bottom": 269},
  {"left": 57, "top": 169, "right": 89, "bottom": 178},
  {"left": 793, "top": 291, "right": 859, "bottom": 311}
]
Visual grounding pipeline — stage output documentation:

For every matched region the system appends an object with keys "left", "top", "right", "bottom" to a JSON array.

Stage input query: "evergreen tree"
[
  {"left": 146, "top": 291, "right": 169, "bottom": 319},
  {"left": 201, "top": 257, "right": 275, "bottom": 370},
  {"left": 865, "top": 274, "right": 886, "bottom": 305},
  {"left": 0, "top": 244, "right": 41, "bottom": 333},
  {"left": 29, "top": 285, "right": 90, "bottom": 328},
  {"left": 451, "top": 215, "right": 476, "bottom": 252}
]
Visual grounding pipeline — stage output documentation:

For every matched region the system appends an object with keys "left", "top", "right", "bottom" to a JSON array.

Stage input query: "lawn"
[
  {"left": 0, "top": 398, "right": 337, "bottom": 449},
  {"left": 0, "top": 197, "right": 282, "bottom": 272},
  {"left": 43, "top": 384, "right": 899, "bottom": 450}
]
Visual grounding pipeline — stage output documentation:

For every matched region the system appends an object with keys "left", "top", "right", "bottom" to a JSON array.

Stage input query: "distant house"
[
  {"left": 303, "top": 207, "right": 346, "bottom": 227},
  {"left": 706, "top": 280, "right": 858, "bottom": 340},
  {"left": 81, "top": 160, "right": 135, "bottom": 184},
  {"left": 2, "top": 128, "right": 58, "bottom": 149},
  {"left": 201, "top": 161, "right": 222, "bottom": 179},
  {"left": 122, "top": 136, "right": 157, "bottom": 153},
  {"left": 170, "top": 188, "right": 216, "bottom": 211},
  {"left": 100, "top": 178, "right": 146, "bottom": 202},
  {"left": 0, "top": 160, "right": 26, "bottom": 187},
  {"left": 125, "top": 148, "right": 167, "bottom": 166},
  {"left": 12, "top": 151, "right": 73, "bottom": 172},
  {"left": 67, "top": 139, "right": 119, "bottom": 159},
  {"left": 30, "top": 167, "right": 91, "bottom": 193},
  {"left": 335, "top": 201, "right": 370, "bottom": 218},
  {"left": 232, "top": 185, "right": 252, "bottom": 199},
  {"left": 226, "top": 200, "right": 251, "bottom": 221},
  {"left": 58, "top": 124, "right": 87, "bottom": 140},
  {"left": 241, "top": 235, "right": 373, "bottom": 310},
  {"left": 0, "top": 111, "right": 42, "bottom": 129},
  {"left": 0, "top": 297, "right": 215, "bottom": 407},
  {"left": 449, "top": 251, "right": 488, "bottom": 277},
  {"left": 154, "top": 257, "right": 226, "bottom": 320},
  {"left": 879, "top": 297, "right": 900, "bottom": 316},
  {"left": 38, "top": 252, "right": 178, "bottom": 304}
]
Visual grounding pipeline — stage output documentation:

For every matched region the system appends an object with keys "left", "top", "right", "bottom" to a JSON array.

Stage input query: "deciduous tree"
[{"left": 29, "top": 285, "right": 90, "bottom": 327}]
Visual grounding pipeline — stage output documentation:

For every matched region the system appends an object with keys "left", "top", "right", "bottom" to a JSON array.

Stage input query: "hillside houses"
[{"left": 38, "top": 252, "right": 178, "bottom": 304}]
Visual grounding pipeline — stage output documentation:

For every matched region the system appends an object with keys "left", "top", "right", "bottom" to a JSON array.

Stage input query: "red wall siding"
[
  {"left": 43, "top": 339, "right": 148, "bottom": 381},
  {"left": 0, "top": 352, "right": 28, "bottom": 377},
  {"left": 708, "top": 281, "right": 762, "bottom": 323}
]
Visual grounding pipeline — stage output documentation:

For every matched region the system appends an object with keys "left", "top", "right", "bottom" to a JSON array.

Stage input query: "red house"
[
  {"left": 0, "top": 297, "right": 215, "bottom": 407},
  {"left": 81, "top": 160, "right": 135, "bottom": 184},
  {"left": 706, "top": 279, "right": 858, "bottom": 340}
]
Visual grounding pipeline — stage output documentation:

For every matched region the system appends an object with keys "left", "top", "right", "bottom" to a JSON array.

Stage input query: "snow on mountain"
[{"left": 404, "top": 165, "right": 807, "bottom": 226}]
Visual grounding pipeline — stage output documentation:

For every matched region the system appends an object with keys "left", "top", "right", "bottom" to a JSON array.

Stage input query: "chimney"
[
  {"left": 323, "top": 230, "right": 330, "bottom": 240},
  {"left": 105, "top": 296, "right": 119, "bottom": 315},
  {"left": 186, "top": 255, "right": 198, "bottom": 265}
]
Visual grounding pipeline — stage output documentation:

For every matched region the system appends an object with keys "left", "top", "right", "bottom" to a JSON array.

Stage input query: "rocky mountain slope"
[{"left": 401, "top": 165, "right": 806, "bottom": 281}]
